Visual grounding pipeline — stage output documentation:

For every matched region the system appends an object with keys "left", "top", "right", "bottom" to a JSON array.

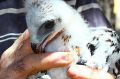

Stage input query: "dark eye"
[
  {"left": 37, "top": 20, "right": 55, "bottom": 35},
  {"left": 44, "top": 20, "right": 55, "bottom": 29}
]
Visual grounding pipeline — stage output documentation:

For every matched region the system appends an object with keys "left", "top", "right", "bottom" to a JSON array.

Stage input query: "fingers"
[
  {"left": 10, "top": 52, "right": 73, "bottom": 77},
  {"left": 67, "top": 65, "right": 115, "bottom": 79}
]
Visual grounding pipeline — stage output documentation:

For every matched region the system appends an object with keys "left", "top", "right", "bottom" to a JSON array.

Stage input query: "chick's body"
[{"left": 25, "top": 0, "right": 120, "bottom": 79}]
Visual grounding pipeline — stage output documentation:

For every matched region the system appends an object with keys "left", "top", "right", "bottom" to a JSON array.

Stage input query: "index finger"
[{"left": 9, "top": 52, "right": 73, "bottom": 77}]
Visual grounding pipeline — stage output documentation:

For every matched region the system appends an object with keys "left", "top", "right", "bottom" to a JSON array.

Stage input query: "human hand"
[
  {"left": 0, "top": 30, "right": 114, "bottom": 79},
  {"left": 0, "top": 30, "right": 73, "bottom": 79},
  {"left": 67, "top": 65, "right": 115, "bottom": 79}
]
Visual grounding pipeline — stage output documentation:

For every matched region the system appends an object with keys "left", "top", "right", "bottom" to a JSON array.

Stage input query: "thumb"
[
  {"left": 0, "top": 29, "right": 32, "bottom": 68},
  {"left": 12, "top": 29, "right": 30, "bottom": 49},
  {"left": 11, "top": 29, "right": 33, "bottom": 57},
  {"left": 67, "top": 65, "right": 114, "bottom": 79}
]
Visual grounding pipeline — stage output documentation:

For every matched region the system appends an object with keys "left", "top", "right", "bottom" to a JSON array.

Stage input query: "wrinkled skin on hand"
[{"left": 0, "top": 30, "right": 72, "bottom": 79}]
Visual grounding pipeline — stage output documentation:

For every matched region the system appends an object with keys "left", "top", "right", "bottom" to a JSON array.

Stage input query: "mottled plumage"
[{"left": 25, "top": 0, "right": 120, "bottom": 79}]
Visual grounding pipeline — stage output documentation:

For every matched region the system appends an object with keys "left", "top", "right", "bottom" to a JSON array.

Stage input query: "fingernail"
[
  {"left": 22, "top": 29, "right": 30, "bottom": 40},
  {"left": 61, "top": 52, "right": 73, "bottom": 61},
  {"left": 24, "top": 29, "right": 29, "bottom": 36},
  {"left": 47, "top": 52, "right": 73, "bottom": 67},
  {"left": 57, "top": 52, "right": 73, "bottom": 65}
]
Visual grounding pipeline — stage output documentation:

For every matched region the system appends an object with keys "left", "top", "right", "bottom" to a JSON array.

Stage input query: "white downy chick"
[{"left": 25, "top": 0, "right": 120, "bottom": 79}]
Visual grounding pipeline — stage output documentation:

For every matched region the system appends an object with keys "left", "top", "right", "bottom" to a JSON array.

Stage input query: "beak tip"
[{"left": 31, "top": 43, "right": 40, "bottom": 54}]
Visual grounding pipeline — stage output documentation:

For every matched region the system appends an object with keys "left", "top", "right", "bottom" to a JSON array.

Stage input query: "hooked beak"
[{"left": 31, "top": 29, "right": 64, "bottom": 53}]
